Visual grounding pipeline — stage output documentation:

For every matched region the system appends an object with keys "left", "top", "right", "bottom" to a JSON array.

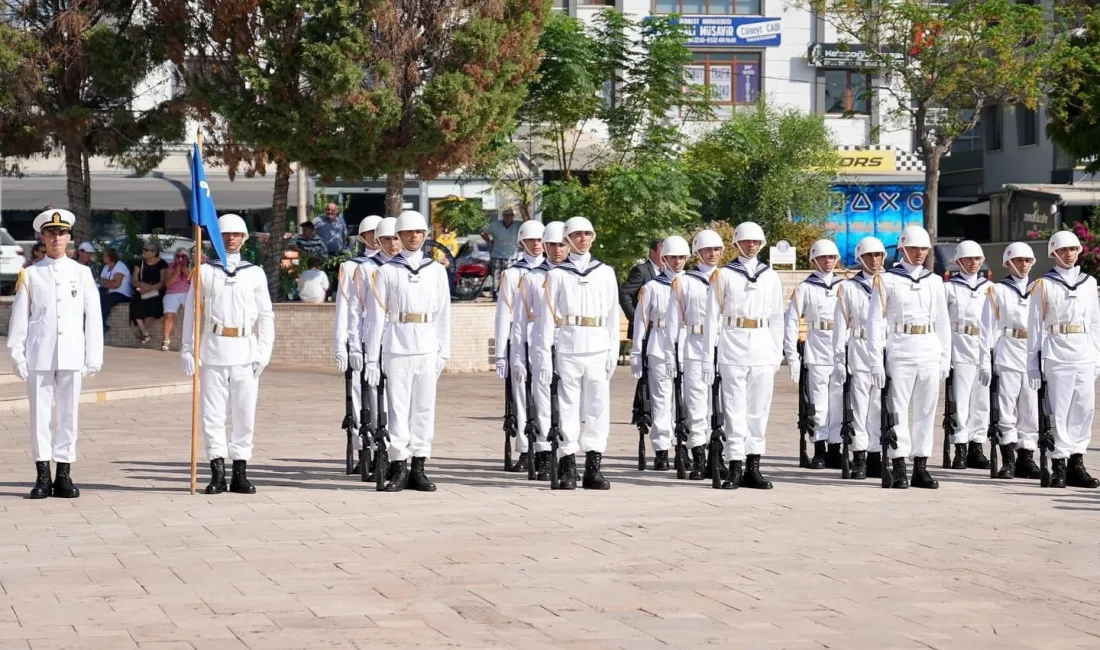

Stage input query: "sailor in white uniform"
[{"left": 7, "top": 208, "right": 103, "bottom": 499}]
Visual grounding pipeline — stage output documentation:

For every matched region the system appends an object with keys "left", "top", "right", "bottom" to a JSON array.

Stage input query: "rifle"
[
  {"left": 632, "top": 324, "right": 654, "bottom": 471},
  {"left": 840, "top": 358, "right": 854, "bottom": 480},
  {"left": 709, "top": 359, "right": 726, "bottom": 489},
  {"left": 523, "top": 343, "right": 537, "bottom": 481},
  {"left": 548, "top": 346, "right": 563, "bottom": 489},
  {"left": 359, "top": 355, "right": 374, "bottom": 483},
  {"left": 342, "top": 351, "right": 356, "bottom": 475},
  {"left": 673, "top": 342, "right": 690, "bottom": 480},
  {"left": 503, "top": 341, "right": 518, "bottom": 472},
  {"left": 942, "top": 368, "right": 957, "bottom": 469},
  {"left": 797, "top": 340, "right": 815, "bottom": 468},
  {"left": 374, "top": 369, "right": 390, "bottom": 492},
  {"left": 988, "top": 349, "right": 1001, "bottom": 480},
  {"left": 1037, "top": 353, "right": 1054, "bottom": 488},
  {"left": 880, "top": 355, "right": 898, "bottom": 489}
]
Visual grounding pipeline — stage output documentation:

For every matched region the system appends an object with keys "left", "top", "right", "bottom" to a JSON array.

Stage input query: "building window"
[
  {"left": 823, "top": 70, "right": 870, "bottom": 115},
  {"left": 579, "top": 0, "right": 614, "bottom": 5},
  {"left": 685, "top": 52, "right": 761, "bottom": 111},
  {"left": 983, "top": 105, "right": 1002, "bottom": 151},
  {"left": 1016, "top": 105, "right": 1037, "bottom": 147},
  {"left": 655, "top": 0, "right": 760, "bottom": 14}
]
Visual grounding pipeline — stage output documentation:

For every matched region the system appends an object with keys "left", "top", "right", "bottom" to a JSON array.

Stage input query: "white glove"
[
  {"left": 939, "top": 366, "right": 950, "bottom": 382},
  {"left": 665, "top": 361, "right": 676, "bottom": 380},
  {"left": 181, "top": 352, "right": 196, "bottom": 377},
  {"left": 13, "top": 361, "right": 28, "bottom": 382},
  {"left": 511, "top": 360, "right": 526, "bottom": 379},
  {"left": 630, "top": 355, "right": 643, "bottom": 379},
  {"left": 82, "top": 364, "right": 101, "bottom": 378},
  {"left": 252, "top": 361, "right": 266, "bottom": 379},
  {"left": 831, "top": 365, "right": 845, "bottom": 385},
  {"left": 871, "top": 365, "right": 886, "bottom": 389},
  {"left": 435, "top": 356, "right": 446, "bottom": 377},
  {"left": 365, "top": 362, "right": 381, "bottom": 386},
  {"left": 539, "top": 366, "right": 553, "bottom": 386},
  {"left": 788, "top": 360, "right": 800, "bottom": 384},
  {"left": 979, "top": 367, "right": 992, "bottom": 387},
  {"left": 335, "top": 350, "right": 348, "bottom": 372},
  {"left": 349, "top": 350, "right": 363, "bottom": 372},
  {"left": 1028, "top": 378, "right": 1042, "bottom": 391},
  {"left": 495, "top": 357, "right": 508, "bottom": 379},
  {"left": 605, "top": 355, "right": 616, "bottom": 380},
  {"left": 702, "top": 365, "right": 715, "bottom": 385}
]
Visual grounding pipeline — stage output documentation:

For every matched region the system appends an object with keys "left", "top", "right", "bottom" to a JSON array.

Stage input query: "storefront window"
[{"left": 686, "top": 52, "right": 762, "bottom": 114}]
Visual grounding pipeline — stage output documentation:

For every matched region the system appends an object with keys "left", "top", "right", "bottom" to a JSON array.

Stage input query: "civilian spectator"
[
  {"left": 285, "top": 221, "right": 329, "bottom": 260},
  {"left": 619, "top": 239, "right": 663, "bottom": 334},
  {"left": 97, "top": 247, "right": 132, "bottom": 333},
  {"left": 161, "top": 250, "right": 191, "bottom": 351},
  {"left": 130, "top": 242, "right": 168, "bottom": 344},
  {"left": 481, "top": 207, "right": 522, "bottom": 299},
  {"left": 77, "top": 242, "right": 99, "bottom": 276},
  {"left": 313, "top": 202, "right": 349, "bottom": 255},
  {"left": 23, "top": 242, "right": 45, "bottom": 267},
  {"left": 297, "top": 257, "right": 330, "bottom": 303}
]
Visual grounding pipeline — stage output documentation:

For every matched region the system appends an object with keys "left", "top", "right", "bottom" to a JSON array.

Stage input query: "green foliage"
[
  {"left": 436, "top": 197, "right": 486, "bottom": 236},
  {"left": 1047, "top": 7, "right": 1100, "bottom": 172}
]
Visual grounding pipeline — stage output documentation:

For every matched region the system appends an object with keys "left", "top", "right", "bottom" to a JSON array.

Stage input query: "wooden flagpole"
[{"left": 190, "top": 129, "right": 204, "bottom": 495}]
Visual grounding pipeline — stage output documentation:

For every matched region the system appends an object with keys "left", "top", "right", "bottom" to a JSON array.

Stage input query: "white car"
[{"left": 0, "top": 228, "right": 26, "bottom": 295}]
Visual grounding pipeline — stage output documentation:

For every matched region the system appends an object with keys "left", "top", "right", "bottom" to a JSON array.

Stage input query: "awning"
[
  {"left": 1002, "top": 183, "right": 1100, "bottom": 208},
  {"left": 947, "top": 200, "right": 990, "bottom": 216}
]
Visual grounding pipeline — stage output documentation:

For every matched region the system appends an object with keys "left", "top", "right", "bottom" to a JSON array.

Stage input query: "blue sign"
[
  {"left": 828, "top": 183, "right": 925, "bottom": 265},
  {"left": 678, "top": 16, "right": 782, "bottom": 48}
]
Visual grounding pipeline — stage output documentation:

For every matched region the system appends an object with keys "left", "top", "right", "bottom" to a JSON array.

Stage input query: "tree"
[
  {"left": 800, "top": 0, "right": 1053, "bottom": 246},
  {"left": 0, "top": 0, "right": 188, "bottom": 242},
  {"left": 1047, "top": 7, "right": 1100, "bottom": 172}
]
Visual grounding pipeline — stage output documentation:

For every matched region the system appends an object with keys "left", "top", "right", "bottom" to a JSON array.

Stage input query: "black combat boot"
[
  {"left": 408, "top": 457, "right": 437, "bottom": 492},
  {"left": 721, "top": 460, "right": 743, "bottom": 490},
  {"left": 703, "top": 449, "right": 729, "bottom": 481},
  {"left": 689, "top": 446, "right": 706, "bottom": 481},
  {"left": 582, "top": 451, "right": 610, "bottom": 490},
  {"left": 51, "top": 462, "right": 80, "bottom": 498},
  {"left": 810, "top": 441, "right": 827, "bottom": 469},
  {"left": 891, "top": 458, "right": 909, "bottom": 489},
  {"left": 382, "top": 459, "right": 409, "bottom": 492},
  {"left": 825, "top": 443, "right": 843, "bottom": 470},
  {"left": 205, "top": 458, "right": 227, "bottom": 494},
  {"left": 509, "top": 453, "right": 528, "bottom": 473},
  {"left": 559, "top": 455, "right": 577, "bottom": 490},
  {"left": 910, "top": 457, "right": 939, "bottom": 489},
  {"left": 866, "top": 452, "right": 882, "bottom": 478},
  {"left": 229, "top": 460, "right": 256, "bottom": 494},
  {"left": 653, "top": 450, "right": 670, "bottom": 471},
  {"left": 851, "top": 451, "right": 867, "bottom": 480},
  {"left": 1015, "top": 449, "right": 1041, "bottom": 479},
  {"left": 1051, "top": 458, "right": 1068, "bottom": 488},
  {"left": 995, "top": 444, "right": 1015, "bottom": 480},
  {"left": 740, "top": 455, "right": 773, "bottom": 489},
  {"left": 966, "top": 441, "right": 991, "bottom": 470},
  {"left": 535, "top": 451, "right": 551, "bottom": 481},
  {"left": 1067, "top": 454, "right": 1100, "bottom": 488},
  {"left": 29, "top": 461, "right": 51, "bottom": 499},
  {"left": 951, "top": 443, "right": 967, "bottom": 469}
]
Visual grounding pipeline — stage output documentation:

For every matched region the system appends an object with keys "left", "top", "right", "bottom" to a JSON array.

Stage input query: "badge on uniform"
[
  {"left": 409, "top": 273, "right": 421, "bottom": 283},
  {"left": 578, "top": 276, "right": 589, "bottom": 284},
  {"left": 71, "top": 281, "right": 77, "bottom": 297}
]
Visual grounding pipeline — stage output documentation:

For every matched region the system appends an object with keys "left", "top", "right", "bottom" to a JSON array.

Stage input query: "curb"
[{"left": 0, "top": 381, "right": 191, "bottom": 412}]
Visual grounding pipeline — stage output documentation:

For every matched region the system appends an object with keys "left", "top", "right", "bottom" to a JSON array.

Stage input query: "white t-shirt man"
[
  {"left": 100, "top": 261, "right": 132, "bottom": 298},
  {"left": 297, "top": 268, "right": 330, "bottom": 304}
]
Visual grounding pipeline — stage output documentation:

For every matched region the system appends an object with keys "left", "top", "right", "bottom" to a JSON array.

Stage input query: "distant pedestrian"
[
  {"left": 297, "top": 257, "right": 330, "bottom": 304},
  {"left": 313, "top": 203, "right": 349, "bottom": 255},
  {"left": 161, "top": 251, "right": 192, "bottom": 351},
  {"left": 130, "top": 243, "right": 168, "bottom": 345},
  {"left": 481, "top": 207, "right": 522, "bottom": 300},
  {"left": 285, "top": 221, "right": 329, "bottom": 260}
]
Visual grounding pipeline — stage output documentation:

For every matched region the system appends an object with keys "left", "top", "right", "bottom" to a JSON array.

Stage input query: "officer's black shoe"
[
  {"left": 966, "top": 441, "right": 991, "bottom": 470},
  {"left": 810, "top": 441, "right": 827, "bottom": 469},
  {"left": 582, "top": 451, "right": 610, "bottom": 490},
  {"left": 951, "top": 443, "right": 967, "bottom": 469},
  {"left": 867, "top": 452, "right": 882, "bottom": 478},
  {"left": 721, "top": 460, "right": 742, "bottom": 490},
  {"left": 995, "top": 444, "right": 1016, "bottom": 480},
  {"left": 230, "top": 460, "right": 256, "bottom": 494},
  {"left": 825, "top": 443, "right": 843, "bottom": 469},
  {"left": 911, "top": 457, "right": 939, "bottom": 489},
  {"left": 205, "top": 458, "right": 227, "bottom": 495},
  {"left": 741, "top": 455, "right": 773, "bottom": 489},
  {"left": 1051, "top": 458, "right": 1068, "bottom": 488},
  {"left": 689, "top": 446, "right": 706, "bottom": 481},
  {"left": 408, "top": 457, "right": 437, "bottom": 492},
  {"left": 559, "top": 455, "right": 577, "bottom": 490},
  {"left": 851, "top": 451, "right": 867, "bottom": 480},
  {"left": 508, "top": 453, "right": 527, "bottom": 473},
  {"left": 29, "top": 461, "right": 51, "bottom": 499},
  {"left": 535, "top": 451, "right": 551, "bottom": 481},
  {"left": 382, "top": 460, "right": 409, "bottom": 492},
  {"left": 51, "top": 462, "right": 80, "bottom": 499},
  {"left": 891, "top": 458, "right": 909, "bottom": 489},
  {"left": 1015, "top": 449, "right": 1041, "bottom": 479},
  {"left": 653, "top": 450, "right": 670, "bottom": 471},
  {"left": 1067, "top": 454, "right": 1100, "bottom": 488}
]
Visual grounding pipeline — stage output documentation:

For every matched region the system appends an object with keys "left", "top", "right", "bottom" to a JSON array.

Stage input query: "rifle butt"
[
  {"left": 710, "top": 439, "right": 722, "bottom": 489},
  {"left": 841, "top": 443, "right": 850, "bottom": 480},
  {"left": 942, "top": 431, "right": 951, "bottom": 469},
  {"left": 638, "top": 429, "right": 646, "bottom": 471},
  {"left": 1040, "top": 447, "right": 1051, "bottom": 488},
  {"left": 675, "top": 442, "right": 686, "bottom": 480}
]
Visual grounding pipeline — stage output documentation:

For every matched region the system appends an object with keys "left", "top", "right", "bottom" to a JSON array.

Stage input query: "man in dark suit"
[{"left": 619, "top": 239, "right": 664, "bottom": 333}]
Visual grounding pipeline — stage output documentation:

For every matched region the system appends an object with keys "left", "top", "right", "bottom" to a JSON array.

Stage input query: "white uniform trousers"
[
  {"left": 647, "top": 357, "right": 674, "bottom": 452},
  {"left": 200, "top": 364, "right": 258, "bottom": 462},
  {"left": 952, "top": 363, "right": 989, "bottom": 444},
  {"left": 848, "top": 371, "right": 881, "bottom": 453},
  {"left": 383, "top": 352, "right": 439, "bottom": 461},
  {"left": 808, "top": 364, "right": 843, "bottom": 444},
  {"left": 994, "top": 368, "right": 1038, "bottom": 450},
  {"left": 719, "top": 364, "right": 774, "bottom": 461},
  {"left": 28, "top": 370, "right": 82, "bottom": 463},
  {"left": 886, "top": 360, "right": 939, "bottom": 460},
  {"left": 528, "top": 354, "right": 552, "bottom": 453},
  {"left": 683, "top": 359, "right": 711, "bottom": 449},
  {"left": 1044, "top": 361, "right": 1095, "bottom": 459},
  {"left": 556, "top": 351, "right": 610, "bottom": 457},
  {"left": 510, "top": 368, "right": 533, "bottom": 454}
]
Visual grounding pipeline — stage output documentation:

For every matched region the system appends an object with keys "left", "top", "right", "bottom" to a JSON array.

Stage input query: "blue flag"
[{"left": 190, "top": 142, "right": 228, "bottom": 263}]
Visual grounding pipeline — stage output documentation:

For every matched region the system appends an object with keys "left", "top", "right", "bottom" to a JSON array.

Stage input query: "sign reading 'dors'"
[
  {"left": 677, "top": 16, "right": 782, "bottom": 48},
  {"left": 838, "top": 150, "right": 897, "bottom": 173},
  {"left": 807, "top": 43, "right": 904, "bottom": 69}
]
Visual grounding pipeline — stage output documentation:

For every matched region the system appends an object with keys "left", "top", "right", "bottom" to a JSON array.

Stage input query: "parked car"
[{"left": 0, "top": 228, "right": 26, "bottom": 294}]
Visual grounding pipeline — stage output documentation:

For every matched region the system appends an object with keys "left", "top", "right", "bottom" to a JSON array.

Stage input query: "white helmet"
[
  {"left": 218, "top": 213, "right": 249, "bottom": 240},
  {"left": 1002, "top": 241, "right": 1036, "bottom": 267},
  {"left": 563, "top": 216, "right": 595, "bottom": 237},
  {"left": 518, "top": 220, "right": 545, "bottom": 242},
  {"left": 542, "top": 221, "right": 565, "bottom": 244},
  {"left": 661, "top": 235, "right": 690, "bottom": 258},
  {"left": 1048, "top": 230, "right": 1081, "bottom": 258},
  {"left": 952, "top": 240, "right": 984, "bottom": 262},
  {"left": 899, "top": 224, "right": 931, "bottom": 249},
  {"left": 855, "top": 236, "right": 886, "bottom": 258},
  {"left": 396, "top": 210, "right": 428, "bottom": 232},
  {"left": 809, "top": 238, "right": 840, "bottom": 261},
  {"left": 692, "top": 229, "right": 724, "bottom": 254},
  {"left": 376, "top": 217, "right": 398, "bottom": 239},
  {"left": 733, "top": 221, "right": 766, "bottom": 245},
  {"left": 358, "top": 215, "right": 382, "bottom": 235}
]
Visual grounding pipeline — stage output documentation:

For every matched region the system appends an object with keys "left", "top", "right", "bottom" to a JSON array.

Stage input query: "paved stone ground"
[{"left": 1, "top": 356, "right": 1100, "bottom": 649}]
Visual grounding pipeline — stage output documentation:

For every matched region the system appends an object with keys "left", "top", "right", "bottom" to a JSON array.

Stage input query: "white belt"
[
  {"left": 210, "top": 324, "right": 248, "bottom": 338},
  {"left": 1048, "top": 322, "right": 1087, "bottom": 334},
  {"left": 952, "top": 322, "right": 981, "bottom": 336},
  {"left": 891, "top": 323, "right": 934, "bottom": 335},
  {"left": 724, "top": 316, "right": 768, "bottom": 329},
  {"left": 689, "top": 324, "right": 704, "bottom": 335},
  {"left": 651, "top": 318, "right": 667, "bottom": 329},
  {"left": 806, "top": 320, "right": 834, "bottom": 331},
  {"left": 1002, "top": 327, "right": 1028, "bottom": 339},
  {"left": 388, "top": 312, "right": 433, "bottom": 324},
  {"left": 563, "top": 315, "right": 604, "bottom": 327}
]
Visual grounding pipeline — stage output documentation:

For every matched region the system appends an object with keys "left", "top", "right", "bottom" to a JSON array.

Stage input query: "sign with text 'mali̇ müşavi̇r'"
[{"left": 678, "top": 16, "right": 782, "bottom": 48}]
